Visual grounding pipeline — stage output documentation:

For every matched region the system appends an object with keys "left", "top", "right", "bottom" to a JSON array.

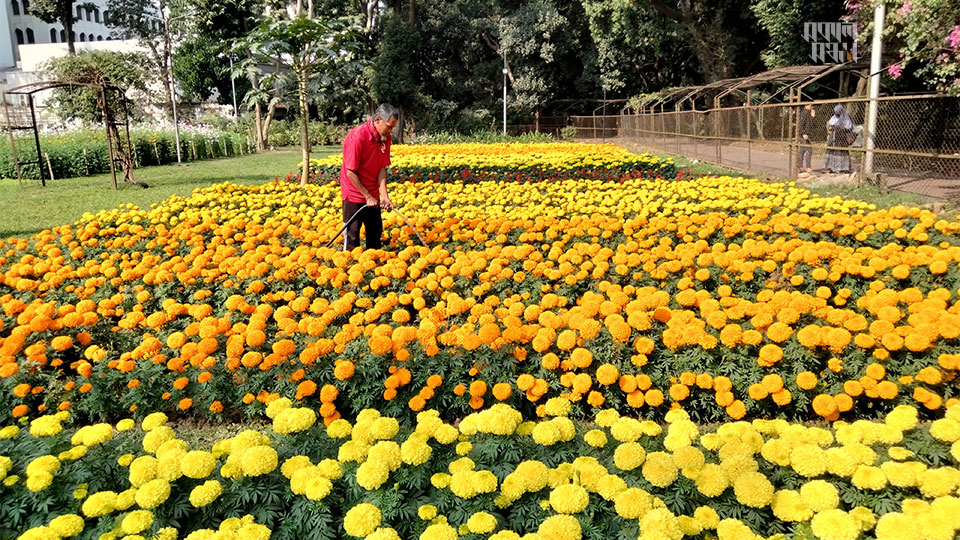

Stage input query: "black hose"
[{"left": 323, "top": 206, "right": 369, "bottom": 249}]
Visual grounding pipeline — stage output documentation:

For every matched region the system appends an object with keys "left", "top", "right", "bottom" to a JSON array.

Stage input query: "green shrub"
[
  {"left": 0, "top": 128, "right": 254, "bottom": 180},
  {"left": 409, "top": 130, "right": 555, "bottom": 145},
  {"left": 560, "top": 125, "right": 578, "bottom": 141}
]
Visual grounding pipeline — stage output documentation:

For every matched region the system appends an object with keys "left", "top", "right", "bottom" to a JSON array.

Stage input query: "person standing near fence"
[
  {"left": 339, "top": 104, "right": 399, "bottom": 251},
  {"left": 824, "top": 104, "right": 853, "bottom": 174},
  {"left": 797, "top": 103, "right": 815, "bottom": 174}
]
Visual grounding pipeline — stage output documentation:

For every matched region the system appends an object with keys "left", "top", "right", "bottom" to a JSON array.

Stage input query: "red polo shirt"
[{"left": 339, "top": 119, "right": 392, "bottom": 203}]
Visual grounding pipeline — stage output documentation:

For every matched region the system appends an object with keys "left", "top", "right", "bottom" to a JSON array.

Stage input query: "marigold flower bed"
[
  {"left": 302, "top": 142, "right": 676, "bottom": 184},
  {"left": 0, "top": 144, "right": 960, "bottom": 425},
  {"left": 3, "top": 401, "right": 960, "bottom": 540},
  {"left": 2, "top": 141, "right": 960, "bottom": 540}
]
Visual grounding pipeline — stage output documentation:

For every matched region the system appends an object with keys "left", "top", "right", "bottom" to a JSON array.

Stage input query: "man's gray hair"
[{"left": 374, "top": 103, "right": 399, "bottom": 122}]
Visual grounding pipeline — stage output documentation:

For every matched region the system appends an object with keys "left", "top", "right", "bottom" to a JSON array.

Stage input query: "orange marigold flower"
[
  {"left": 469, "top": 380, "right": 487, "bottom": 397},
  {"left": 811, "top": 394, "right": 837, "bottom": 417},
  {"left": 541, "top": 353, "right": 560, "bottom": 370},
  {"left": 570, "top": 348, "right": 593, "bottom": 369},
  {"left": 178, "top": 398, "right": 192, "bottom": 410},
  {"left": 876, "top": 381, "right": 898, "bottom": 400},
  {"left": 334, "top": 361, "right": 356, "bottom": 381},
  {"left": 51, "top": 336, "right": 73, "bottom": 351},
  {"left": 454, "top": 384, "right": 467, "bottom": 396},
  {"left": 427, "top": 374, "right": 443, "bottom": 388},
  {"left": 492, "top": 383, "right": 512, "bottom": 401},
  {"left": 748, "top": 383, "right": 768, "bottom": 401},
  {"left": 669, "top": 383, "right": 689, "bottom": 402},
  {"left": 645, "top": 388, "right": 664, "bottom": 407},
  {"left": 865, "top": 363, "right": 886, "bottom": 380},
  {"left": 761, "top": 374, "right": 783, "bottom": 394},
  {"left": 296, "top": 380, "right": 318, "bottom": 399},
  {"left": 796, "top": 371, "right": 817, "bottom": 390},
  {"left": 725, "top": 400, "right": 746, "bottom": 419},
  {"left": 595, "top": 363, "right": 619, "bottom": 386},
  {"left": 587, "top": 391, "right": 605, "bottom": 407}
]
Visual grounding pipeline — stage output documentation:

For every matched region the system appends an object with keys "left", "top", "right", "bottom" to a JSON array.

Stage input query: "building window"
[
  {"left": 50, "top": 28, "right": 57, "bottom": 42},
  {"left": 21, "top": 0, "right": 27, "bottom": 14},
  {"left": 79, "top": 33, "right": 85, "bottom": 42},
  {"left": 102, "top": 10, "right": 109, "bottom": 23},
  {"left": 94, "top": 8, "right": 100, "bottom": 23},
  {"left": 15, "top": 29, "right": 23, "bottom": 45},
  {"left": 26, "top": 28, "right": 34, "bottom": 43},
  {"left": 86, "top": 7, "right": 91, "bottom": 21},
  {"left": 11, "top": 0, "right": 18, "bottom": 16},
  {"left": 60, "top": 29, "right": 65, "bottom": 41},
  {"left": 76, "top": 5, "right": 81, "bottom": 18},
  {"left": 96, "top": 35, "right": 102, "bottom": 41},
  {"left": 105, "top": 36, "right": 111, "bottom": 40}
]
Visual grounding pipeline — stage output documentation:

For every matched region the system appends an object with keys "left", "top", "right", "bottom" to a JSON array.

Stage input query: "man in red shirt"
[{"left": 339, "top": 103, "right": 399, "bottom": 250}]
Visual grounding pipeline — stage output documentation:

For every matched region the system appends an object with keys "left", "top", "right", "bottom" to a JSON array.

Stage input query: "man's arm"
[
  {"left": 346, "top": 169, "right": 378, "bottom": 207},
  {"left": 378, "top": 167, "right": 393, "bottom": 211}
]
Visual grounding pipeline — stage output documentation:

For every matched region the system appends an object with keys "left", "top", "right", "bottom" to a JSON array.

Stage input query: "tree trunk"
[
  {"left": 299, "top": 72, "right": 310, "bottom": 186},
  {"left": 534, "top": 108, "right": 540, "bottom": 132},
  {"left": 408, "top": 0, "right": 415, "bottom": 28},
  {"left": 253, "top": 101, "right": 265, "bottom": 151},
  {"left": 64, "top": 10, "right": 75, "bottom": 54},
  {"left": 394, "top": 105, "right": 405, "bottom": 144},
  {"left": 262, "top": 102, "right": 277, "bottom": 147}
]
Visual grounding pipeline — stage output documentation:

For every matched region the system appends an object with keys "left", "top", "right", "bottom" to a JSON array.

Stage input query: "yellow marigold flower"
[
  {"left": 800, "top": 480, "right": 839, "bottom": 512},
  {"left": 81, "top": 490, "right": 117, "bottom": 518},
  {"left": 134, "top": 479, "right": 171, "bottom": 509},
  {"left": 639, "top": 508, "right": 682, "bottom": 540},
  {"left": 420, "top": 523, "right": 458, "bottom": 540},
  {"left": 549, "top": 484, "right": 589, "bottom": 514},
  {"left": 120, "top": 510, "right": 154, "bottom": 535},
  {"left": 641, "top": 452, "right": 678, "bottom": 488},
  {"left": 538, "top": 515, "right": 581, "bottom": 540},
  {"left": 141, "top": 412, "right": 168, "bottom": 431},
  {"left": 240, "top": 446, "right": 278, "bottom": 476},
  {"left": 48, "top": 514, "right": 84, "bottom": 537},
  {"left": 613, "top": 487, "right": 653, "bottom": 519},
  {"left": 344, "top": 503, "right": 381, "bottom": 538},
  {"left": 613, "top": 442, "right": 645, "bottom": 470},
  {"left": 467, "top": 512, "right": 498, "bottom": 534},
  {"left": 189, "top": 480, "right": 223, "bottom": 507}
]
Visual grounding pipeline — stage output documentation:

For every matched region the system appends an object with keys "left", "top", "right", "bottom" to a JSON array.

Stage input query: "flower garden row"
[
  {"left": 0, "top": 128, "right": 252, "bottom": 181},
  {"left": 1, "top": 141, "right": 960, "bottom": 540},
  {"left": 4, "top": 400, "right": 959, "bottom": 540},
  {"left": 303, "top": 142, "right": 677, "bottom": 184},
  {"left": 0, "top": 143, "right": 959, "bottom": 426}
]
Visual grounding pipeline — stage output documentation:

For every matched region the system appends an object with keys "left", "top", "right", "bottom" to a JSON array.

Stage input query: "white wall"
[{"left": 0, "top": 0, "right": 116, "bottom": 68}]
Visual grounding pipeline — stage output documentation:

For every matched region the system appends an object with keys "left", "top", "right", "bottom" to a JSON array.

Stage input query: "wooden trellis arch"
[{"left": 3, "top": 80, "right": 144, "bottom": 189}]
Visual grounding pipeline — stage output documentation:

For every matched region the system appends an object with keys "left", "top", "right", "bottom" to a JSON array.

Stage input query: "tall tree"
[
  {"left": 644, "top": 0, "right": 765, "bottom": 81},
  {"left": 179, "top": 0, "right": 271, "bottom": 148},
  {"left": 236, "top": 15, "right": 364, "bottom": 185},
  {"left": 751, "top": 0, "right": 848, "bottom": 69},
  {"left": 106, "top": 0, "right": 184, "bottom": 121},
  {"left": 29, "top": 0, "right": 91, "bottom": 55},
  {"left": 498, "top": 0, "right": 570, "bottom": 128},
  {"left": 371, "top": 15, "right": 419, "bottom": 141}
]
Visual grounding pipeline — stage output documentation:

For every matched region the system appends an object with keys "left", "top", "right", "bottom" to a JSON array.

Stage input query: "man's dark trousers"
[{"left": 342, "top": 201, "right": 383, "bottom": 250}]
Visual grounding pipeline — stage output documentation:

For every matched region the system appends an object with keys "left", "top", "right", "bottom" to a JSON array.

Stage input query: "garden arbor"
[{"left": 3, "top": 80, "right": 142, "bottom": 189}]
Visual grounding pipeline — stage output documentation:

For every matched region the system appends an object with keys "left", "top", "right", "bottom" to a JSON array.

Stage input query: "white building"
[{"left": 0, "top": 0, "right": 121, "bottom": 69}]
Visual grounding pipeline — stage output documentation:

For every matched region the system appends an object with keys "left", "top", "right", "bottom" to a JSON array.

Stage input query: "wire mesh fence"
[{"left": 572, "top": 95, "right": 960, "bottom": 200}]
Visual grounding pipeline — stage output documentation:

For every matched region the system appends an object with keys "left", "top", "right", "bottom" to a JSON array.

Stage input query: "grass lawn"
[{"left": 0, "top": 146, "right": 340, "bottom": 239}]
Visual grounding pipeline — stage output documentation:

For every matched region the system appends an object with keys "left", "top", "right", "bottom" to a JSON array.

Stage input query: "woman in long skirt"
[{"left": 824, "top": 104, "right": 853, "bottom": 173}]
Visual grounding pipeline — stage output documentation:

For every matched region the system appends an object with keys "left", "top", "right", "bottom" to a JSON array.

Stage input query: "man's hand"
[
  {"left": 802, "top": 134, "right": 809, "bottom": 141},
  {"left": 365, "top": 194, "right": 379, "bottom": 207},
  {"left": 379, "top": 198, "right": 394, "bottom": 211}
]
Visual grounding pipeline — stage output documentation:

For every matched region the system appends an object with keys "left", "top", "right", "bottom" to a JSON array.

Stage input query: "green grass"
[{"left": 0, "top": 146, "right": 339, "bottom": 239}]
